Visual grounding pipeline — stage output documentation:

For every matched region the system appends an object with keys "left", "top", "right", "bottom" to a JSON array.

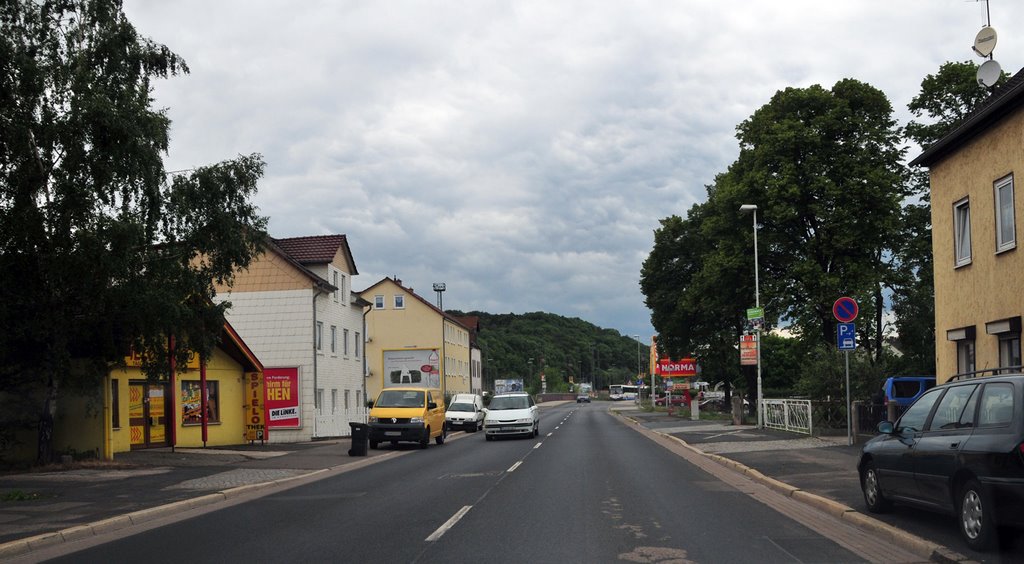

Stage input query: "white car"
[
  {"left": 446, "top": 394, "right": 485, "bottom": 432},
  {"left": 483, "top": 392, "right": 539, "bottom": 440}
]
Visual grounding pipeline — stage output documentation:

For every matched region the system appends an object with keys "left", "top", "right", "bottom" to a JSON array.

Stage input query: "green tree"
[
  {"left": 0, "top": 0, "right": 267, "bottom": 462},
  {"left": 723, "top": 79, "right": 907, "bottom": 355}
]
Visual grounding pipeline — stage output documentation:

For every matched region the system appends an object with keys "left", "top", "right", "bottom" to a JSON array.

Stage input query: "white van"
[{"left": 446, "top": 393, "right": 485, "bottom": 432}]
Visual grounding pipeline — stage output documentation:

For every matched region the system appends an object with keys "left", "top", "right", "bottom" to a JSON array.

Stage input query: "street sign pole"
[{"left": 845, "top": 350, "right": 851, "bottom": 446}]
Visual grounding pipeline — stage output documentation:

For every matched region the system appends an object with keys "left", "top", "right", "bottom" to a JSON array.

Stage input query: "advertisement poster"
[
  {"left": 494, "top": 379, "right": 524, "bottom": 394},
  {"left": 383, "top": 349, "right": 441, "bottom": 389},
  {"left": 246, "top": 372, "right": 267, "bottom": 441},
  {"left": 264, "top": 367, "right": 300, "bottom": 428},
  {"left": 740, "top": 334, "right": 758, "bottom": 365}
]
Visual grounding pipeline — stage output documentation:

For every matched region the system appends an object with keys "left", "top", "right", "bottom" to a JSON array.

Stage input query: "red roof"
[{"left": 273, "top": 235, "right": 357, "bottom": 273}]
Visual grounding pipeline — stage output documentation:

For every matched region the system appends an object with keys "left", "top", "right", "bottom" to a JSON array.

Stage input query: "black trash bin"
[{"left": 348, "top": 422, "right": 369, "bottom": 456}]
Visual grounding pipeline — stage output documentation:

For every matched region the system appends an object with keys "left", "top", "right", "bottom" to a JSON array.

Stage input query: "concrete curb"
[{"left": 613, "top": 410, "right": 970, "bottom": 563}]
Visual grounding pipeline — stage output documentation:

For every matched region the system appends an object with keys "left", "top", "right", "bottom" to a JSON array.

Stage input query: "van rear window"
[{"left": 892, "top": 381, "right": 922, "bottom": 398}]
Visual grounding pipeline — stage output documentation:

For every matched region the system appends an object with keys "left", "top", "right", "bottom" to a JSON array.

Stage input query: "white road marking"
[
  {"left": 546, "top": 432, "right": 553, "bottom": 437},
  {"left": 507, "top": 461, "right": 523, "bottom": 473},
  {"left": 425, "top": 505, "right": 472, "bottom": 542},
  {"left": 533, "top": 442, "right": 542, "bottom": 449}
]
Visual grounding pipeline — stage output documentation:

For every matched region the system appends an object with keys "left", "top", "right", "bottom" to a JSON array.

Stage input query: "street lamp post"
[
  {"left": 634, "top": 335, "right": 641, "bottom": 405},
  {"left": 739, "top": 204, "right": 763, "bottom": 429}
]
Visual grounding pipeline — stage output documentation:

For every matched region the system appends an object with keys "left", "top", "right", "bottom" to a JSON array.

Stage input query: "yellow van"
[{"left": 368, "top": 387, "right": 447, "bottom": 449}]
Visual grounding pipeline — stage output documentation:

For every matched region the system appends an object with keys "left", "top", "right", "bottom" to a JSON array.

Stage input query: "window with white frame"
[
  {"left": 316, "top": 388, "right": 324, "bottom": 412},
  {"left": 331, "top": 389, "right": 337, "bottom": 414},
  {"left": 954, "top": 197, "right": 972, "bottom": 267},
  {"left": 333, "top": 271, "right": 339, "bottom": 301},
  {"left": 343, "top": 328, "right": 350, "bottom": 356},
  {"left": 394, "top": 294, "right": 405, "bottom": 309},
  {"left": 355, "top": 332, "right": 361, "bottom": 358},
  {"left": 374, "top": 295, "right": 384, "bottom": 309},
  {"left": 344, "top": 389, "right": 351, "bottom": 411},
  {"left": 330, "top": 325, "right": 337, "bottom": 353},
  {"left": 316, "top": 321, "right": 323, "bottom": 351},
  {"left": 995, "top": 174, "right": 1016, "bottom": 252}
]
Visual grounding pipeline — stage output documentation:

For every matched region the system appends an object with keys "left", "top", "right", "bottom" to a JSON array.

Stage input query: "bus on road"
[{"left": 609, "top": 384, "right": 638, "bottom": 401}]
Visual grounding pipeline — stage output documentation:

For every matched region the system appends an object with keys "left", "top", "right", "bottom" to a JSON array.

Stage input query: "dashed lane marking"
[
  {"left": 425, "top": 505, "right": 472, "bottom": 542},
  {"left": 507, "top": 461, "right": 523, "bottom": 473}
]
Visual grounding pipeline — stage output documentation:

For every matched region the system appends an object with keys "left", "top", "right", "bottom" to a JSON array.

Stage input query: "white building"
[{"left": 214, "top": 235, "right": 368, "bottom": 442}]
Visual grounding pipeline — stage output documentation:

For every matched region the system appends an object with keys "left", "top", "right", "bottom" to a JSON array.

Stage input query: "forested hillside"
[{"left": 451, "top": 311, "right": 649, "bottom": 395}]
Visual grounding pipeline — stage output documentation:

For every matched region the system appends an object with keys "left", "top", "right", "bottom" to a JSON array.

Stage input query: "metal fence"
[
  {"left": 762, "top": 399, "right": 813, "bottom": 435},
  {"left": 314, "top": 407, "right": 369, "bottom": 438}
]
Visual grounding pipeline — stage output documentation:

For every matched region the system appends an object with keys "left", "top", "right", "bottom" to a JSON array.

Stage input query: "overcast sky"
[{"left": 122, "top": 1, "right": 1020, "bottom": 342}]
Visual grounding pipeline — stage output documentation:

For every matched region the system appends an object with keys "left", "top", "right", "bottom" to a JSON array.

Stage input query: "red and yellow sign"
[
  {"left": 265, "top": 367, "right": 300, "bottom": 428},
  {"left": 124, "top": 347, "right": 200, "bottom": 369},
  {"left": 740, "top": 334, "right": 758, "bottom": 365},
  {"left": 246, "top": 372, "right": 267, "bottom": 441}
]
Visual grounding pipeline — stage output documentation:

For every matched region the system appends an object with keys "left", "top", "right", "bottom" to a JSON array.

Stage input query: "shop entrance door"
[{"left": 129, "top": 381, "right": 170, "bottom": 449}]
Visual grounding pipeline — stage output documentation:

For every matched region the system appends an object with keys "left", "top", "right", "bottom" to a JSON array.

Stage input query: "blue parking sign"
[{"left": 837, "top": 322, "right": 856, "bottom": 350}]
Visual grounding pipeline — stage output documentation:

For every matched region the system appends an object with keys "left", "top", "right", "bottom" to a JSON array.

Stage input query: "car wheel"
[
  {"left": 860, "top": 461, "right": 892, "bottom": 513},
  {"left": 369, "top": 440, "right": 378, "bottom": 450},
  {"left": 533, "top": 423, "right": 539, "bottom": 437},
  {"left": 959, "top": 478, "right": 997, "bottom": 551},
  {"left": 420, "top": 428, "right": 430, "bottom": 449},
  {"left": 436, "top": 425, "right": 447, "bottom": 445}
]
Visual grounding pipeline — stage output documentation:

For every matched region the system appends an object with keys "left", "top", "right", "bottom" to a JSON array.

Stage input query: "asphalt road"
[{"left": 29, "top": 404, "right": 910, "bottom": 563}]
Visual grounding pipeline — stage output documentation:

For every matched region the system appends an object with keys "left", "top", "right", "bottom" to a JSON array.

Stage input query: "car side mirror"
[
  {"left": 428, "top": 402, "right": 438, "bottom": 409},
  {"left": 877, "top": 421, "right": 894, "bottom": 434},
  {"left": 482, "top": 408, "right": 489, "bottom": 414}
]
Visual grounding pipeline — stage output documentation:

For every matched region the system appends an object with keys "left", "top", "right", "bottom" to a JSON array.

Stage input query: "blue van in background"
[{"left": 882, "top": 375, "right": 936, "bottom": 408}]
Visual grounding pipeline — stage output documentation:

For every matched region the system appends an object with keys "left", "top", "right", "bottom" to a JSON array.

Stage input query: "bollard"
[
  {"left": 691, "top": 395, "right": 700, "bottom": 421},
  {"left": 732, "top": 395, "right": 745, "bottom": 426}
]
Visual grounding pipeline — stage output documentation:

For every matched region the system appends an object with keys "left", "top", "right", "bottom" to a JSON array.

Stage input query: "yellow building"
[
  {"left": 911, "top": 69, "right": 1024, "bottom": 383},
  {"left": 360, "top": 278, "right": 471, "bottom": 401},
  {"left": 52, "top": 322, "right": 264, "bottom": 460}
]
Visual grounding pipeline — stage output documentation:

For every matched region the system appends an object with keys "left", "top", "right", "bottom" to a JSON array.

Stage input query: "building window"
[
  {"left": 345, "top": 389, "right": 351, "bottom": 411},
  {"left": 995, "top": 174, "right": 1016, "bottom": 252},
  {"left": 999, "top": 335, "right": 1021, "bottom": 370},
  {"left": 355, "top": 332, "right": 361, "bottom": 358},
  {"left": 181, "top": 380, "right": 220, "bottom": 425},
  {"left": 343, "top": 328, "right": 350, "bottom": 356},
  {"left": 339, "top": 273, "right": 346, "bottom": 300},
  {"left": 331, "top": 389, "right": 338, "bottom": 414},
  {"left": 330, "top": 325, "right": 337, "bottom": 353},
  {"left": 316, "top": 388, "right": 324, "bottom": 412},
  {"left": 957, "top": 339, "right": 976, "bottom": 375},
  {"left": 954, "top": 197, "right": 972, "bottom": 267},
  {"left": 374, "top": 295, "right": 384, "bottom": 309},
  {"left": 394, "top": 295, "right": 405, "bottom": 309},
  {"left": 111, "top": 379, "right": 120, "bottom": 428},
  {"left": 333, "top": 271, "right": 339, "bottom": 301},
  {"left": 316, "top": 321, "right": 323, "bottom": 351}
]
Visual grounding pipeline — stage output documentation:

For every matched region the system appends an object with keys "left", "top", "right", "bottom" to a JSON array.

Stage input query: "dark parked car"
[{"left": 858, "top": 370, "right": 1024, "bottom": 551}]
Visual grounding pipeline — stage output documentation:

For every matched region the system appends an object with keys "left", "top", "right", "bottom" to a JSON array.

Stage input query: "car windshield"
[
  {"left": 448, "top": 403, "right": 474, "bottom": 412},
  {"left": 375, "top": 390, "right": 424, "bottom": 408},
  {"left": 489, "top": 395, "right": 529, "bottom": 410}
]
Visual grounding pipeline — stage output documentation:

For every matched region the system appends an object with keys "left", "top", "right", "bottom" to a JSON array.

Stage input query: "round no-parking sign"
[{"left": 833, "top": 297, "right": 858, "bottom": 323}]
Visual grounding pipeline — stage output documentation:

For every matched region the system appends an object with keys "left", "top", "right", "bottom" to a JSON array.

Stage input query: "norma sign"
[
  {"left": 833, "top": 297, "right": 858, "bottom": 323},
  {"left": 657, "top": 358, "right": 697, "bottom": 377}
]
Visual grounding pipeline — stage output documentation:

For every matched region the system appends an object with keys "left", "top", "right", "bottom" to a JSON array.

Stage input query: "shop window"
[{"left": 181, "top": 380, "right": 220, "bottom": 425}]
